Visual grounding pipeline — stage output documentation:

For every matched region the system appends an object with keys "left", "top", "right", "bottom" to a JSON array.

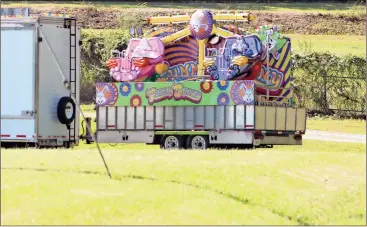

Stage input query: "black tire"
[
  {"left": 160, "top": 135, "right": 185, "bottom": 150},
  {"left": 57, "top": 96, "right": 76, "bottom": 125},
  {"left": 186, "top": 135, "right": 209, "bottom": 150}
]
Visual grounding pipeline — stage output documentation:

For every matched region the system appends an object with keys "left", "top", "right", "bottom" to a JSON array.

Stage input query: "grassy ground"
[
  {"left": 3, "top": 1, "right": 366, "bottom": 13},
  {"left": 1, "top": 140, "right": 366, "bottom": 225},
  {"left": 307, "top": 117, "right": 366, "bottom": 134},
  {"left": 287, "top": 34, "right": 366, "bottom": 57}
]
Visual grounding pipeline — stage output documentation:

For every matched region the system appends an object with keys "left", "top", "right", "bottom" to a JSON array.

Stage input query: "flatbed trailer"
[{"left": 95, "top": 81, "right": 306, "bottom": 149}]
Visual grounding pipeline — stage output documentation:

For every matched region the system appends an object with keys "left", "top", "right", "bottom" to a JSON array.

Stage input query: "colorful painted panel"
[
  {"left": 96, "top": 80, "right": 255, "bottom": 107},
  {"left": 104, "top": 10, "right": 293, "bottom": 104}
]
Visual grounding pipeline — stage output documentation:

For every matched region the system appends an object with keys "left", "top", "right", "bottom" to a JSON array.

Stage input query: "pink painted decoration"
[{"left": 106, "top": 37, "right": 165, "bottom": 82}]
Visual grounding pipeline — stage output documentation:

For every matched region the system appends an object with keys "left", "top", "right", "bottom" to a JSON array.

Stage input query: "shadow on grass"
[{"left": 2, "top": 166, "right": 310, "bottom": 225}]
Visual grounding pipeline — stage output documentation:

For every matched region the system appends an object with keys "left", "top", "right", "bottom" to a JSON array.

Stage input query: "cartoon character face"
[
  {"left": 191, "top": 19, "right": 209, "bottom": 32},
  {"left": 239, "top": 82, "right": 254, "bottom": 104},
  {"left": 96, "top": 85, "right": 109, "bottom": 105}
]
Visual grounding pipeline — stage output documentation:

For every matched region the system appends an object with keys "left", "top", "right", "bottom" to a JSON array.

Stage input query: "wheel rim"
[
  {"left": 164, "top": 136, "right": 179, "bottom": 149},
  {"left": 191, "top": 136, "right": 206, "bottom": 149},
  {"left": 65, "top": 102, "right": 74, "bottom": 120}
]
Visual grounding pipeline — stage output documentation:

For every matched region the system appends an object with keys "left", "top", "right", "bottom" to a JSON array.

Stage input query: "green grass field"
[
  {"left": 288, "top": 34, "right": 366, "bottom": 57},
  {"left": 3, "top": 1, "right": 366, "bottom": 13},
  {"left": 307, "top": 117, "right": 366, "bottom": 134},
  {"left": 1, "top": 140, "right": 366, "bottom": 225}
]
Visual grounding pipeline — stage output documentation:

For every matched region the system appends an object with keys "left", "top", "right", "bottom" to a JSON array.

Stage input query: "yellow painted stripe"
[
  {"left": 280, "top": 52, "right": 291, "bottom": 72},
  {"left": 274, "top": 42, "right": 288, "bottom": 68},
  {"left": 278, "top": 69, "right": 291, "bottom": 99}
]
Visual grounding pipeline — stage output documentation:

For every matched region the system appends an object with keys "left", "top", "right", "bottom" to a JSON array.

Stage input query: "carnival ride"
[{"left": 106, "top": 10, "right": 293, "bottom": 104}]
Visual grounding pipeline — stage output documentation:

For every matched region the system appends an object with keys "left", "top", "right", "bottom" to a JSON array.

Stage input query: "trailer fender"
[{"left": 57, "top": 96, "right": 76, "bottom": 125}]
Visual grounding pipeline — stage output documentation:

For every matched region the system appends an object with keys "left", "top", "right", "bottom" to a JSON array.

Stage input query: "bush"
[
  {"left": 292, "top": 52, "right": 366, "bottom": 114},
  {"left": 80, "top": 29, "right": 129, "bottom": 102}
]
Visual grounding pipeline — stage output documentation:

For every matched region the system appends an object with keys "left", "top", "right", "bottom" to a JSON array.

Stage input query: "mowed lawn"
[
  {"left": 307, "top": 117, "right": 366, "bottom": 135},
  {"left": 287, "top": 34, "right": 366, "bottom": 57},
  {"left": 1, "top": 140, "right": 366, "bottom": 225}
]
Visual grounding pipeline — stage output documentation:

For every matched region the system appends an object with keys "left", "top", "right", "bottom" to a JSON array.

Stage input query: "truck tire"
[
  {"left": 186, "top": 135, "right": 209, "bottom": 150},
  {"left": 57, "top": 96, "right": 76, "bottom": 125},
  {"left": 160, "top": 135, "right": 185, "bottom": 150}
]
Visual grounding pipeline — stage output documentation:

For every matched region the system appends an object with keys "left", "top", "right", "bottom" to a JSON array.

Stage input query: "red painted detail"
[
  {"left": 245, "top": 125, "right": 254, "bottom": 128},
  {"left": 155, "top": 125, "right": 163, "bottom": 128},
  {"left": 62, "top": 136, "right": 67, "bottom": 138},
  {"left": 16, "top": 135, "right": 26, "bottom": 138},
  {"left": 194, "top": 125, "right": 204, "bottom": 128},
  {"left": 1, "top": 134, "right": 10, "bottom": 137},
  {"left": 107, "top": 125, "right": 115, "bottom": 128}
]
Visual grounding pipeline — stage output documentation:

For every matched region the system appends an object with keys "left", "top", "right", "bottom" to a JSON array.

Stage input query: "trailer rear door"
[{"left": 1, "top": 23, "right": 37, "bottom": 141}]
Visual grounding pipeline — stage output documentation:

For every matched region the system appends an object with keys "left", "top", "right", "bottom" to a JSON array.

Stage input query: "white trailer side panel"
[
  {"left": 1, "top": 26, "right": 37, "bottom": 141},
  {"left": 37, "top": 18, "right": 80, "bottom": 141},
  {"left": 96, "top": 105, "right": 255, "bottom": 143}
]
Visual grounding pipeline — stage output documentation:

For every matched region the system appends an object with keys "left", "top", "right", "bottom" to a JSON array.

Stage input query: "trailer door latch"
[
  {"left": 21, "top": 110, "right": 36, "bottom": 117},
  {"left": 38, "top": 37, "right": 42, "bottom": 42}
]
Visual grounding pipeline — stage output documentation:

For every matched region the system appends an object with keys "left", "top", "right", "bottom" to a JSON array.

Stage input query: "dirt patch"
[{"left": 29, "top": 6, "right": 366, "bottom": 35}]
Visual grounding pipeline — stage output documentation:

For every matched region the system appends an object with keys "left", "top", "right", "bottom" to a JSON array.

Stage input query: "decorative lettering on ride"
[
  {"left": 145, "top": 83, "right": 202, "bottom": 105},
  {"left": 255, "top": 65, "right": 284, "bottom": 90},
  {"left": 161, "top": 61, "right": 198, "bottom": 78}
]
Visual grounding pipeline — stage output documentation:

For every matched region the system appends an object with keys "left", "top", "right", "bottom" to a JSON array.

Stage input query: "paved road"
[{"left": 304, "top": 130, "right": 366, "bottom": 144}]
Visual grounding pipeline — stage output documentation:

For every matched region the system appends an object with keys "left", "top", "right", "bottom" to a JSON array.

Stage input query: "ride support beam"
[
  {"left": 161, "top": 28, "right": 190, "bottom": 44},
  {"left": 148, "top": 15, "right": 190, "bottom": 24}
]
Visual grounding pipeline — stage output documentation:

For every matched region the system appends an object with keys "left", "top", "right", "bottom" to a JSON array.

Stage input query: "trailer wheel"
[
  {"left": 57, "top": 96, "right": 76, "bottom": 125},
  {"left": 161, "top": 135, "right": 185, "bottom": 150},
  {"left": 187, "top": 135, "right": 209, "bottom": 150}
]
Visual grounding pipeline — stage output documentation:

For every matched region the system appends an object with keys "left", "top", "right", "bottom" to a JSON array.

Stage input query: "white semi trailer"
[{"left": 1, "top": 11, "right": 81, "bottom": 148}]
